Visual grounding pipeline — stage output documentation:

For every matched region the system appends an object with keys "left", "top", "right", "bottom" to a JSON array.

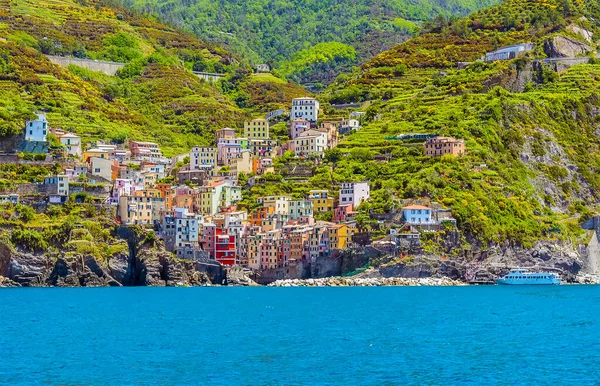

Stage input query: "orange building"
[
  {"left": 424, "top": 137, "right": 465, "bottom": 157},
  {"left": 156, "top": 184, "right": 173, "bottom": 210}
]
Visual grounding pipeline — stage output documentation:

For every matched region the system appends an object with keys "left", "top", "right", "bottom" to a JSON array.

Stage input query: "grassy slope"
[{"left": 305, "top": 0, "right": 600, "bottom": 248}]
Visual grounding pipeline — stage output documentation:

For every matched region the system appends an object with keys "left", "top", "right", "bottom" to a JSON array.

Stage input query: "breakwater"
[{"left": 268, "top": 276, "right": 465, "bottom": 287}]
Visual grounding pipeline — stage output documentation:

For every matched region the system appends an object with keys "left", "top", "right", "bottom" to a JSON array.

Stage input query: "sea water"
[{"left": 0, "top": 286, "right": 599, "bottom": 385}]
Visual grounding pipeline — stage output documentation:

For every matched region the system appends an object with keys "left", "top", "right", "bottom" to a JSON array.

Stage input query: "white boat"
[{"left": 496, "top": 269, "right": 561, "bottom": 285}]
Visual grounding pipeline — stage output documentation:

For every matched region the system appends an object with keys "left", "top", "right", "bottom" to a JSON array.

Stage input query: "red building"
[{"left": 215, "top": 228, "right": 236, "bottom": 266}]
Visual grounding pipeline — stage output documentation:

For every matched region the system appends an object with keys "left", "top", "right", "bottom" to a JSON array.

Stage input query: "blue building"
[{"left": 402, "top": 205, "right": 433, "bottom": 224}]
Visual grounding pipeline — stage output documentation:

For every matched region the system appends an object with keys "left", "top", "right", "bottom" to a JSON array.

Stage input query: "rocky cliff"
[{"left": 0, "top": 227, "right": 227, "bottom": 287}]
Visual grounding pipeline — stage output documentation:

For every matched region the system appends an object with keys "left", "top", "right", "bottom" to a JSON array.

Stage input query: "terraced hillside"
[
  {"left": 0, "top": 0, "right": 308, "bottom": 155},
  {"left": 313, "top": 0, "right": 600, "bottom": 246}
]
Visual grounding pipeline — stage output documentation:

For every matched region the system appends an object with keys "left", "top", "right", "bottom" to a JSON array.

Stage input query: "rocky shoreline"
[{"left": 268, "top": 276, "right": 466, "bottom": 287}]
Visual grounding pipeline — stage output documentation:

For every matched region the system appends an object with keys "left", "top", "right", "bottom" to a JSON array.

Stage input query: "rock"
[
  {"left": 107, "top": 252, "right": 131, "bottom": 285},
  {"left": 566, "top": 24, "right": 593, "bottom": 43},
  {"left": 544, "top": 35, "right": 592, "bottom": 58},
  {"left": 0, "top": 275, "right": 20, "bottom": 287}
]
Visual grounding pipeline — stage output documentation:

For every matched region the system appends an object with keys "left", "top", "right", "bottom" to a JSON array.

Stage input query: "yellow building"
[
  {"left": 308, "top": 190, "right": 334, "bottom": 213},
  {"left": 82, "top": 148, "right": 109, "bottom": 161},
  {"left": 118, "top": 190, "right": 165, "bottom": 225},
  {"left": 329, "top": 224, "right": 352, "bottom": 250},
  {"left": 244, "top": 118, "right": 270, "bottom": 139}
]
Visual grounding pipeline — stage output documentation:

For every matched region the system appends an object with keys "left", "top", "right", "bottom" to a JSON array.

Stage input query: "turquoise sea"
[{"left": 1, "top": 286, "right": 599, "bottom": 385}]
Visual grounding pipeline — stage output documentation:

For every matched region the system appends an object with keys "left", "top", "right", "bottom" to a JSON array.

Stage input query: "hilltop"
[
  {"left": 114, "top": 0, "right": 500, "bottom": 85},
  {"left": 0, "top": 0, "right": 307, "bottom": 156},
  {"left": 312, "top": 0, "right": 600, "bottom": 248}
]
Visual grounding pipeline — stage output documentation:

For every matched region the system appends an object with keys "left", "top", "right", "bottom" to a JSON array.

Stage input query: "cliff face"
[{"left": 0, "top": 227, "right": 227, "bottom": 287}]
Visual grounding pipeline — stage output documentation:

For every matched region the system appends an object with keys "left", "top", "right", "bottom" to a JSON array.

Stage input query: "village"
[{"left": 1, "top": 97, "right": 463, "bottom": 275}]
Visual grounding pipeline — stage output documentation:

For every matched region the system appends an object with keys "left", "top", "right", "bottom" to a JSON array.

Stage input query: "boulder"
[{"left": 544, "top": 35, "right": 592, "bottom": 58}]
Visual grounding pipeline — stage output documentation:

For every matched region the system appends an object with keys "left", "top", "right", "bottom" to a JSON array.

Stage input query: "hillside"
[
  {"left": 0, "top": 0, "right": 307, "bottom": 156},
  {"left": 306, "top": 0, "right": 600, "bottom": 249},
  {"left": 114, "top": 0, "right": 500, "bottom": 85}
]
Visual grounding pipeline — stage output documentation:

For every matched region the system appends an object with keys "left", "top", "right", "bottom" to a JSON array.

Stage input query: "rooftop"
[{"left": 403, "top": 205, "right": 431, "bottom": 210}]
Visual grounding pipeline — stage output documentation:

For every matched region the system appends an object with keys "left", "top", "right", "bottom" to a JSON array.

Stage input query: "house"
[
  {"left": 25, "top": 113, "right": 48, "bottom": 142},
  {"left": 244, "top": 118, "right": 270, "bottom": 139},
  {"left": 248, "top": 139, "right": 277, "bottom": 158},
  {"left": 292, "top": 129, "right": 327, "bottom": 158},
  {"left": 333, "top": 204, "right": 354, "bottom": 222},
  {"left": 289, "top": 200, "right": 313, "bottom": 221},
  {"left": 424, "top": 137, "right": 465, "bottom": 157},
  {"left": 307, "top": 190, "right": 334, "bottom": 212},
  {"left": 111, "top": 179, "right": 134, "bottom": 205},
  {"left": 161, "top": 208, "right": 203, "bottom": 259},
  {"left": 338, "top": 118, "right": 361, "bottom": 135},
  {"left": 291, "top": 97, "right": 319, "bottom": 122},
  {"left": 290, "top": 119, "right": 311, "bottom": 139},
  {"left": 0, "top": 194, "right": 19, "bottom": 205},
  {"left": 481, "top": 43, "right": 533, "bottom": 62},
  {"left": 190, "top": 147, "right": 217, "bottom": 171},
  {"left": 339, "top": 182, "right": 370, "bottom": 207},
  {"left": 232, "top": 150, "right": 252, "bottom": 174},
  {"left": 118, "top": 190, "right": 165, "bottom": 225},
  {"left": 349, "top": 111, "right": 366, "bottom": 123},
  {"left": 156, "top": 184, "right": 174, "bottom": 211},
  {"left": 266, "top": 108, "right": 286, "bottom": 121},
  {"left": 319, "top": 122, "right": 339, "bottom": 149},
  {"left": 90, "top": 157, "right": 114, "bottom": 181},
  {"left": 215, "top": 128, "right": 236, "bottom": 141},
  {"left": 255, "top": 64, "right": 271, "bottom": 73},
  {"left": 329, "top": 224, "right": 352, "bottom": 250},
  {"left": 58, "top": 133, "right": 81, "bottom": 157},
  {"left": 258, "top": 195, "right": 291, "bottom": 217},
  {"left": 202, "top": 224, "right": 236, "bottom": 266},
  {"left": 129, "top": 141, "right": 162, "bottom": 159},
  {"left": 57, "top": 174, "right": 69, "bottom": 196},
  {"left": 402, "top": 205, "right": 433, "bottom": 224},
  {"left": 82, "top": 148, "right": 109, "bottom": 162},
  {"left": 217, "top": 137, "right": 249, "bottom": 166}
]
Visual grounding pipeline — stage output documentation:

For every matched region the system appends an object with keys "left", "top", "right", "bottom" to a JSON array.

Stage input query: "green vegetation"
[
  {"left": 0, "top": 0, "right": 256, "bottom": 156},
  {"left": 1, "top": 201, "right": 126, "bottom": 257},
  {"left": 114, "top": 0, "right": 500, "bottom": 83},
  {"left": 311, "top": 0, "right": 599, "bottom": 246},
  {"left": 234, "top": 0, "right": 598, "bottom": 249}
]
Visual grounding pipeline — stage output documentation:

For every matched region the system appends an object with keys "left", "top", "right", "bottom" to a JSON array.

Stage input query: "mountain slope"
[
  {"left": 114, "top": 0, "right": 501, "bottom": 84},
  {"left": 0, "top": 0, "right": 306, "bottom": 155},
  {"left": 317, "top": 0, "right": 600, "bottom": 247}
]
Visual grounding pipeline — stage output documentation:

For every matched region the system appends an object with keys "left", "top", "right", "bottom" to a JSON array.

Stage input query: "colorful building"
[
  {"left": 424, "top": 137, "right": 465, "bottom": 157},
  {"left": 244, "top": 118, "right": 270, "bottom": 139}
]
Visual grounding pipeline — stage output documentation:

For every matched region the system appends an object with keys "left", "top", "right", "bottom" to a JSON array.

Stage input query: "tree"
[{"left": 325, "top": 148, "right": 342, "bottom": 164}]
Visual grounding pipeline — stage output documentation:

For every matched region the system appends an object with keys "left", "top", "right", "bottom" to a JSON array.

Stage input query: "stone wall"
[{"left": 45, "top": 55, "right": 125, "bottom": 76}]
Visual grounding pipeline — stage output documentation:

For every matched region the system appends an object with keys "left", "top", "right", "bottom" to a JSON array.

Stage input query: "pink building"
[
  {"left": 290, "top": 119, "right": 310, "bottom": 140},
  {"left": 333, "top": 204, "right": 354, "bottom": 222},
  {"left": 129, "top": 141, "right": 161, "bottom": 159}
]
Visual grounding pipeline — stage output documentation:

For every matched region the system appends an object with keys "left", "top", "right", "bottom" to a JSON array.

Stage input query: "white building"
[
  {"left": 339, "top": 182, "right": 370, "bottom": 207},
  {"left": 292, "top": 130, "right": 327, "bottom": 158},
  {"left": 59, "top": 133, "right": 82, "bottom": 157},
  {"left": 163, "top": 208, "right": 203, "bottom": 258},
  {"left": 291, "top": 97, "right": 319, "bottom": 122},
  {"left": 57, "top": 175, "right": 69, "bottom": 196},
  {"left": 90, "top": 157, "right": 113, "bottom": 181},
  {"left": 289, "top": 200, "right": 313, "bottom": 220},
  {"left": 338, "top": 118, "right": 361, "bottom": 134},
  {"left": 25, "top": 113, "right": 48, "bottom": 142}
]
